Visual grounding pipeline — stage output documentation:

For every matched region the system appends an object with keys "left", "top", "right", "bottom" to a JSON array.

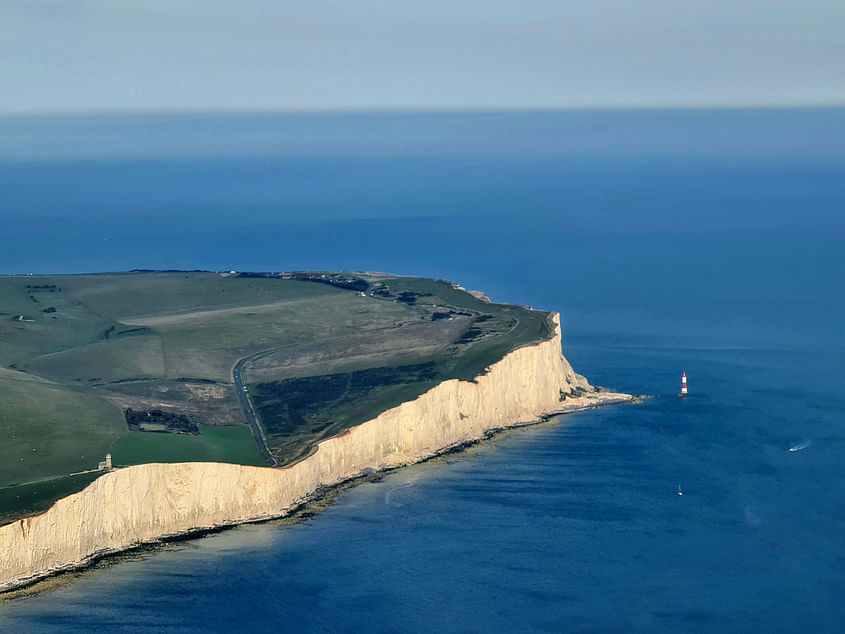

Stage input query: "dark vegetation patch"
[
  {"left": 369, "top": 287, "right": 434, "bottom": 305},
  {"left": 237, "top": 271, "right": 369, "bottom": 292},
  {"left": 25, "top": 284, "right": 61, "bottom": 292},
  {"left": 129, "top": 269, "right": 210, "bottom": 273},
  {"left": 124, "top": 408, "right": 199, "bottom": 435},
  {"left": 252, "top": 362, "right": 441, "bottom": 464},
  {"left": 286, "top": 272, "right": 368, "bottom": 292},
  {"left": 456, "top": 327, "right": 483, "bottom": 343},
  {"left": 432, "top": 309, "right": 476, "bottom": 321},
  {"left": 96, "top": 325, "right": 150, "bottom": 341},
  {"left": 115, "top": 327, "right": 147, "bottom": 337}
]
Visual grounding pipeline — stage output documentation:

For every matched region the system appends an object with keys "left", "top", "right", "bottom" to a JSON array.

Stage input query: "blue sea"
[{"left": 1, "top": 109, "right": 844, "bottom": 631}]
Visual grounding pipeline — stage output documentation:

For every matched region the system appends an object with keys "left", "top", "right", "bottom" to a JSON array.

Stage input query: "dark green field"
[
  {"left": 110, "top": 425, "right": 266, "bottom": 466},
  {"left": 252, "top": 363, "right": 442, "bottom": 464},
  {"left": 0, "top": 271, "right": 553, "bottom": 523}
]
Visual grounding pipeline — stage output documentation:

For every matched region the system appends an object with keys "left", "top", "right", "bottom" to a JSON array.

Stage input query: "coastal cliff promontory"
[{"left": 0, "top": 313, "right": 630, "bottom": 592}]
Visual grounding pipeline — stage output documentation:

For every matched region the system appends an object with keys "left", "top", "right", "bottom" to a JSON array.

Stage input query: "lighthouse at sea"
[{"left": 679, "top": 372, "right": 688, "bottom": 397}]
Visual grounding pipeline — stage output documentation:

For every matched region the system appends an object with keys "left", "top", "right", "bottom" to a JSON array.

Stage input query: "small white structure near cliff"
[{"left": 98, "top": 453, "right": 112, "bottom": 471}]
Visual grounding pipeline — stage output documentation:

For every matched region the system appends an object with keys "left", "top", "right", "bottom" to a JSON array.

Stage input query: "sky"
[{"left": 2, "top": 0, "right": 845, "bottom": 113}]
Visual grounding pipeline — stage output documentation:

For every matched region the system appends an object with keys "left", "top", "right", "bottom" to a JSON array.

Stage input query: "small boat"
[
  {"left": 789, "top": 440, "right": 812, "bottom": 452},
  {"left": 677, "top": 484, "right": 683, "bottom": 496}
]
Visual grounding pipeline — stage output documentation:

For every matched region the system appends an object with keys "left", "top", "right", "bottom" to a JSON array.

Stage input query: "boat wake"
[{"left": 788, "top": 440, "right": 812, "bottom": 452}]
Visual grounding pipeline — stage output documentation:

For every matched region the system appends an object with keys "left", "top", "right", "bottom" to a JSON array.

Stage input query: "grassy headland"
[{"left": 0, "top": 271, "right": 554, "bottom": 523}]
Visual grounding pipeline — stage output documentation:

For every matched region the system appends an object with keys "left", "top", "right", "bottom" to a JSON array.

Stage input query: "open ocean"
[{"left": 1, "top": 109, "right": 844, "bottom": 632}]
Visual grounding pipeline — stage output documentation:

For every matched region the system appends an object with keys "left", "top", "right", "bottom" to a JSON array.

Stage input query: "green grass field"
[
  {"left": 57, "top": 272, "right": 341, "bottom": 321},
  {"left": 0, "top": 369, "right": 125, "bottom": 487},
  {"left": 110, "top": 424, "right": 265, "bottom": 466},
  {"left": 23, "top": 332, "right": 166, "bottom": 384}
]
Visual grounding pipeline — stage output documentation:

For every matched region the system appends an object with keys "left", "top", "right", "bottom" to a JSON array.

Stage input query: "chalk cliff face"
[{"left": 0, "top": 313, "right": 630, "bottom": 592}]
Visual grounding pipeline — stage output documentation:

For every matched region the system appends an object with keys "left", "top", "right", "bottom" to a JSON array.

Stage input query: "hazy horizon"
[
  {"left": 2, "top": 108, "right": 843, "bottom": 165},
  {"left": 4, "top": 100, "right": 842, "bottom": 120},
  {"left": 3, "top": 104, "right": 845, "bottom": 117}
]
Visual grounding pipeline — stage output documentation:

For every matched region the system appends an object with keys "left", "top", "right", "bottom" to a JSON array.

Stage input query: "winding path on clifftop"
[{"left": 233, "top": 350, "right": 289, "bottom": 468}]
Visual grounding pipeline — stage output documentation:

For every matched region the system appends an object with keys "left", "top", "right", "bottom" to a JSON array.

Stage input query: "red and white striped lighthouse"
[{"left": 680, "top": 371, "right": 688, "bottom": 397}]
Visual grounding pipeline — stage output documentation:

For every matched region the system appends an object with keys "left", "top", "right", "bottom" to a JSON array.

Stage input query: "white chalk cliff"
[{"left": 0, "top": 313, "right": 630, "bottom": 592}]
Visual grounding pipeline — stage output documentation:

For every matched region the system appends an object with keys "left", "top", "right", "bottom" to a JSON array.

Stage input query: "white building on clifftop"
[{"left": 98, "top": 453, "right": 112, "bottom": 471}]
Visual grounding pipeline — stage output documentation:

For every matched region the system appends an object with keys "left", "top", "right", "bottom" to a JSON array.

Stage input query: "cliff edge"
[{"left": 0, "top": 313, "right": 631, "bottom": 592}]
